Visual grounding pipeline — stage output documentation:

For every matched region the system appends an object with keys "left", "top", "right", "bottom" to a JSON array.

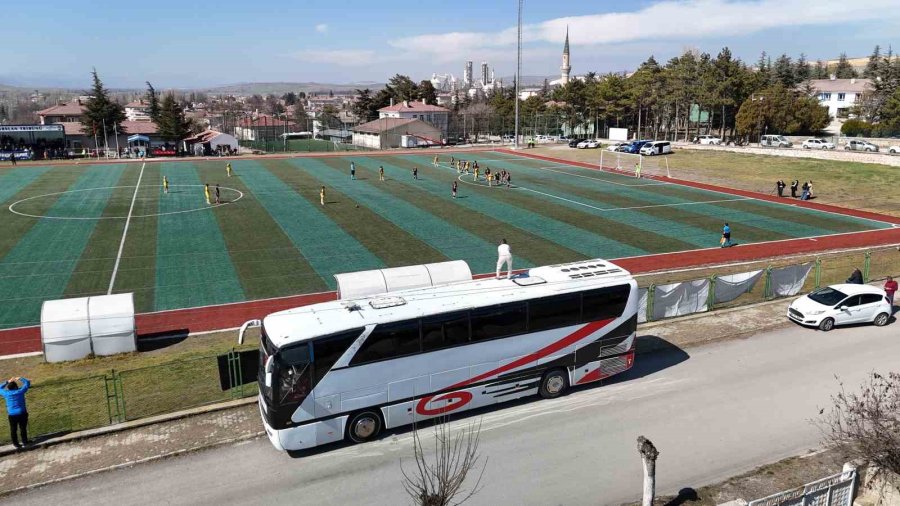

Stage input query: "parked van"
[
  {"left": 640, "top": 141, "right": 672, "bottom": 156},
  {"left": 760, "top": 135, "right": 792, "bottom": 148}
]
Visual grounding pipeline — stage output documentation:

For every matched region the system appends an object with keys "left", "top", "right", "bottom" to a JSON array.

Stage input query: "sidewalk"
[{"left": 0, "top": 298, "right": 792, "bottom": 496}]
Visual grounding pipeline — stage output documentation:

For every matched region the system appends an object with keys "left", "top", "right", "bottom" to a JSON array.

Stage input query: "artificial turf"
[{"left": 0, "top": 151, "right": 891, "bottom": 329}]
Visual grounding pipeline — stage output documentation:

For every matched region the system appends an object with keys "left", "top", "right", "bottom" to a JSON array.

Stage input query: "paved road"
[{"left": 8, "top": 322, "right": 900, "bottom": 506}]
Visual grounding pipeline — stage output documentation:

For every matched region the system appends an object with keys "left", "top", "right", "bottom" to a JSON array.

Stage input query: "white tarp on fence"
[
  {"left": 652, "top": 279, "right": 710, "bottom": 320},
  {"left": 769, "top": 263, "right": 813, "bottom": 297},
  {"left": 637, "top": 288, "right": 648, "bottom": 323},
  {"left": 714, "top": 270, "right": 763, "bottom": 304}
]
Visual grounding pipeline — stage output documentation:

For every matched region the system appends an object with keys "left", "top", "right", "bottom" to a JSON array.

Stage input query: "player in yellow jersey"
[
  {"left": 473, "top": 166, "right": 479, "bottom": 181},
  {"left": 226, "top": 163, "right": 232, "bottom": 177},
  {"left": 163, "top": 176, "right": 169, "bottom": 194},
  {"left": 432, "top": 155, "right": 438, "bottom": 166},
  {"left": 204, "top": 183, "right": 211, "bottom": 205},
  {"left": 379, "top": 166, "right": 385, "bottom": 181},
  {"left": 320, "top": 186, "right": 326, "bottom": 206}
]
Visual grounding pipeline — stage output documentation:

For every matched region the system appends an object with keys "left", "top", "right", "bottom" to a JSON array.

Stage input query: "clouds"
[{"left": 315, "top": 23, "right": 328, "bottom": 33}]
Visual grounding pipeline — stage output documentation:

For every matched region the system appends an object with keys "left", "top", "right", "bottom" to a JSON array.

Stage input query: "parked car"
[
  {"left": 568, "top": 138, "right": 586, "bottom": 148},
  {"left": 787, "top": 284, "right": 892, "bottom": 331},
  {"left": 639, "top": 141, "right": 673, "bottom": 156},
  {"left": 576, "top": 139, "right": 600, "bottom": 149},
  {"left": 801, "top": 138, "right": 835, "bottom": 150},
  {"left": 695, "top": 135, "right": 722, "bottom": 145},
  {"left": 606, "top": 142, "right": 628, "bottom": 152},
  {"left": 624, "top": 140, "right": 652, "bottom": 153},
  {"left": 759, "top": 135, "right": 792, "bottom": 148},
  {"left": 889, "top": 145, "right": 900, "bottom": 154},
  {"left": 844, "top": 139, "right": 879, "bottom": 152}
]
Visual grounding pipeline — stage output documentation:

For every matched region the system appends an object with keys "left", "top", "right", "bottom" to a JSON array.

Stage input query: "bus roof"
[{"left": 262, "top": 259, "right": 633, "bottom": 348}]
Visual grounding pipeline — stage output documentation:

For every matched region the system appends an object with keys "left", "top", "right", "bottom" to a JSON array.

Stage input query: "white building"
[
  {"left": 378, "top": 99, "right": 450, "bottom": 138},
  {"left": 124, "top": 100, "right": 152, "bottom": 122},
  {"left": 352, "top": 118, "right": 443, "bottom": 149},
  {"left": 809, "top": 77, "right": 872, "bottom": 120}
]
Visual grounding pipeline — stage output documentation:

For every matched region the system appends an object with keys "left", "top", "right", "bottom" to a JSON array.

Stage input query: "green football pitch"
[{"left": 0, "top": 151, "right": 892, "bottom": 329}]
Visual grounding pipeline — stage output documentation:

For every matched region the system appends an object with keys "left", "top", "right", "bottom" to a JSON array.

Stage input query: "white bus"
[{"left": 239, "top": 258, "right": 639, "bottom": 452}]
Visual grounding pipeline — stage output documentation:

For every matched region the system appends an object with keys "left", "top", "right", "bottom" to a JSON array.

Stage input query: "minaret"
[{"left": 560, "top": 26, "right": 571, "bottom": 85}]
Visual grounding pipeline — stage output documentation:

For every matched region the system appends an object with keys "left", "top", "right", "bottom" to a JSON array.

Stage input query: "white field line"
[{"left": 108, "top": 162, "right": 145, "bottom": 294}]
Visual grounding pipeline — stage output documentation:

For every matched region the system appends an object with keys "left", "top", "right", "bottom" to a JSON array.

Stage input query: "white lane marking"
[{"left": 108, "top": 162, "right": 145, "bottom": 294}]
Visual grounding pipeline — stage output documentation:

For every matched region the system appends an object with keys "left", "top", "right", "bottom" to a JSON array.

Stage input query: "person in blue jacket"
[{"left": 2, "top": 376, "right": 30, "bottom": 448}]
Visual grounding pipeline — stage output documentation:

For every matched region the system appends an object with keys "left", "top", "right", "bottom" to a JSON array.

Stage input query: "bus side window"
[
  {"left": 470, "top": 302, "right": 527, "bottom": 342},
  {"left": 528, "top": 293, "right": 581, "bottom": 331},
  {"left": 312, "top": 328, "right": 364, "bottom": 382},
  {"left": 422, "top": 311, "right": 470, "bottom": 352},
  {"left": 582, "top": 285, "right": 630, "bottom": 322},
  {"left": 350, "top": 320, "right": 421, "bottom": 365}
]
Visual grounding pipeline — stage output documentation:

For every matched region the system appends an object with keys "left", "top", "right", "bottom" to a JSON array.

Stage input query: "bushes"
[{"left": 841, "top": 119, "right": 874, "bottom": 137}]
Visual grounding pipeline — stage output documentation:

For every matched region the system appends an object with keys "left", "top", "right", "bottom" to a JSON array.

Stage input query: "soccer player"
[
  {"left": 163, "top": 176, "right": 169, "bottom": 194},
  {"left": 204, "top": 183, "right": 211, "bottom": 205},
  {"left": 350, "top": 161, "right": 356, "bottom": 180},
  {"left": 496, "top": 239, "right": 512, "bottom": 279},
  {"left": 485, "top": 168, "right": 492, "bottom": 186},
  {"left": 379, "top": 166, "right": 385, "bottom": 181},
  {"left": 320, "top": 186, "right": 326, "bottom": 206},
  {"left": 226, "top": 163, "right": 232, "bottom": 177},
  {"left": 473, "top": 166, "right": 479, "bottom": 182},
  {"left": 450, "top": 156, "right": 455, "bottom": 166},
  {"left": 634, "top": 162, "right": 642, "bottom": 179},
  {"left": 215, "top": 184, "right": 221, "bottom": 204},
  {"left": 432, "top": 155, "right": 439, "bottom": 166},
  {"left": 451, "top": 180, "right": 458, "bottom": 199},
  {"left": 413, "top": 167, "right": 418, "bottom": 180}
]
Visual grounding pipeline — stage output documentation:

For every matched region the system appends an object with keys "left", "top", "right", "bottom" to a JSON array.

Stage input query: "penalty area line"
[{"left": 107, "top": 161, "right": 145, "bottom": 294}]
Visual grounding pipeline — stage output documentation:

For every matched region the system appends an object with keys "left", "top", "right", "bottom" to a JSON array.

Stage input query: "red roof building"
[{"left": 377, "top": 99, "right": 449, "bottom": 138}]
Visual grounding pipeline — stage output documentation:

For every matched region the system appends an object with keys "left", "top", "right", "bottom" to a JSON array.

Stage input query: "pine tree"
[
  {"left": 292, "top": 101, "right": 309, "bottom": 129},
  {"left": 812, "top": 60, "right": 829, "bottom": 79},
  {"left": 834, "top": 53, "right": 859, "bottom": 79},
  {"left": 82, "top": 69, "right": 126, "bottom": 137},
  {"left": 794, "top": 53, "right": 811, "bottom": 84},
  {"left": 773, "top": 54, "right": 795, "bottom": 87},
  {"left": 157, "top": 93, "right": 191, "bottom": 142},
  {"left": 145, "top": 82, "right": 161, "bottom": 124},
  {"left": 863, "top": 45, "right": 881, "bottom": 78}
]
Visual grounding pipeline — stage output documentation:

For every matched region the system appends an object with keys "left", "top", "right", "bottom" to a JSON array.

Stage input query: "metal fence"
[
  {"left": 748, "top": 469, "right": 857, "bottom": 506},
  {"left": 1, "top": 349, "right": 258, "bottom": 445}
]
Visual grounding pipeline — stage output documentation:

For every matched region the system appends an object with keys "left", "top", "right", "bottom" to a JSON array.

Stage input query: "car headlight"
[{"left": 807, "top": 310, "right": 825, "bottom": 315}]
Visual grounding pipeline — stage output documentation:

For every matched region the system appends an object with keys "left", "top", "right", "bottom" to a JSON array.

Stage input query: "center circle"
[{"left": 8, "top": 185, "right": 244, "bottom": 220}]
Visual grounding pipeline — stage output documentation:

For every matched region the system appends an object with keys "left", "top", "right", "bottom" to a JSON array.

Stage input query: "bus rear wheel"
[
  {"left": 347, "top": 410, "right": 382, "bottom": 444},
  {"left": 539, "top": 369, "right": 569, "bottom": 399}
]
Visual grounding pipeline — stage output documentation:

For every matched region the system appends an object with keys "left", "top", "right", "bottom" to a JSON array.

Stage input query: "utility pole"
[{"left": 514, "top": 0, "right": 523, "bottom": 149}]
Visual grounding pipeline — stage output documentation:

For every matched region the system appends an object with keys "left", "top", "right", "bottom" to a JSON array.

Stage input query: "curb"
[
  {"left": 0, "top": 397, "right": 257, "bottom": 458},
  {"left": 0, "top": 430, "right": 265, "bottom": 498}
]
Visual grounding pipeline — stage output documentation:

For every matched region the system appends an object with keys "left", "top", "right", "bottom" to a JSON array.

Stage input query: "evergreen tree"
[
  {"left": 834, "top": 53, "right": 859, "bottom": 79},
  {"left": 82, "top": 69, "right": 127, "bottom": 137},
  {"left": 282, "top": 92, "right": 297, "bottom": 106},
  {"left": 157, "top": 93, "right": 191, "bottom": 142},
  {"left": 811, "top": 60, "right": 829, "bottom": 79},
  {"left": 863, "top": 45, "right": 882, "bottom": 78},
  {"left": 292, "top": 101, "right": 309, "bottom": 130},
  {"left": 145, "top": 82, "right": 161, "bottom": 123},
  {"left": 351, "top": 89, "right": 374, "bottom": 122},
  {"left": 417, "top": 80, "right": 438, "bottom": 105},
  {"left": 794, "top": 53, "right": 811, "bottom": 84},
  {"left": 773, "top": 54, "right": 795, "bottom": 87}
]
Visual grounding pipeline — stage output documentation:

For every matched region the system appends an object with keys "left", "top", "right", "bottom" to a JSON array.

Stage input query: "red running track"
[{"left": 2, "top": 149, "right": 898, "bottom": 356}]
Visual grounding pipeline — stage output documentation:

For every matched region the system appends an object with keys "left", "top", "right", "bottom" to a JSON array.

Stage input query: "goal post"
[{"left": 599, "top": 150, "right": 671, "bottom": 178}]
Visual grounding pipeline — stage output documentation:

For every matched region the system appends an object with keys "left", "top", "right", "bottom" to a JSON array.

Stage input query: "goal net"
[{"left": 599, "top": 151, "right": 671, "bottom": 179}]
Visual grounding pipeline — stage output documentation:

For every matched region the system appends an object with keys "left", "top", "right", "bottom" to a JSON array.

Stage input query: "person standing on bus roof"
[{"left": 496, "top": 239, "right": 513, "bottom": 279}]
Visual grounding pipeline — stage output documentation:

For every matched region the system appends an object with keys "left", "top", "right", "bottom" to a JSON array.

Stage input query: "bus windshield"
[{"left": 275, "top": 344, "right": 312, "bottom": 406}]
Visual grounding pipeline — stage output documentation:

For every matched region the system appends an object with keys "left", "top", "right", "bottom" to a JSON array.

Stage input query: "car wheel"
[
  {"left": 819, "top": 318, "right": 835, "bottom": 331},
  {"left": 804, "top": 145, "right": 809, "bottom": 149},
  {"left": 844, "top": 146, "right": 850, "bottom": 150},
  {"left": 539, "top": 368, "right": 569, "bottom": 399},
  {"left": 346, "top": 410, "right": 383, "bottom": 444},
  {"left": 874, "top": 312, "right": 890, "bottom": 327}
]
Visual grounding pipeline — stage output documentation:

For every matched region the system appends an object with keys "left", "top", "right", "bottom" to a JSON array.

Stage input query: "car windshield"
[{"left": 808, "top": 287, "right": 848, "bottom": 306}]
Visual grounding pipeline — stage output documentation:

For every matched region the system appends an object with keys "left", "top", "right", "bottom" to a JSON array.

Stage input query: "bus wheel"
[
  {"left": 347, "top": 410, "right": 382, "bottom": 444},
  {"left": 539, "top": 369, "right": 569, "bottom": 399}
]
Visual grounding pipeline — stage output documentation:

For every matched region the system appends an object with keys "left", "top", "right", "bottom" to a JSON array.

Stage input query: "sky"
[{"left": 0, "top": 0, "right": 898, "bottom": 89}]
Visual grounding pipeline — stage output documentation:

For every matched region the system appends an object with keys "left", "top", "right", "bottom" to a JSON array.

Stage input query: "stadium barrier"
[{"left": 2, "top": 245, "right": 897, "bottom": 445}]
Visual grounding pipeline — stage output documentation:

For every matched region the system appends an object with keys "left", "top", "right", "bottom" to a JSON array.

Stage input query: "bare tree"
[
  {"left": 820, "top": 372, "right": 900, "bottom": 477},
  {"left": 637, "top": 436, "right": 660, "bottom": 506},
  {"left": 401, "top": 417, "right": 487, "bottom": 506}
]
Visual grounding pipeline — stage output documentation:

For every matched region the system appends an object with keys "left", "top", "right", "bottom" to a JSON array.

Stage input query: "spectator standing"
[
  {"left": 9, "top": 153, "right": 15, "bottom": 166},
  {"left": 790, "top": 180, "right": 799, "bottom": 198},
  {"left": 496, "top": 239, "right": 513, "bottom": 279},
  {"left": 883, "top": 276, "right": 897, "bottom": 307},
  {"left": 846, "top": 268, "right": 863, "bottom": 284},
  {"left": 776, "top": 180, "right": 785, "bottom": 197},
  {"left": 2, "top": 377, "right": 30, "bottom": 448}
]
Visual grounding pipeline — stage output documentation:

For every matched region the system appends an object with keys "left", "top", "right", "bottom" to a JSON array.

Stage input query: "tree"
[
  {"left": 820, "top": 372, "right": 900, "bottom": 478},
  {"left": 878, "top": 86, "right": 900, "bottom": 135},
  {"left": 386, "top": 74, "right": 419, "bottom": 102},
  {"left": 145, "top": 82, "right": 161, "bottom": 124},
  {"left": 863, "top": 45, "right": 882, "bottom": 78},
  {"left": 811, "top": 60, "right": 829, "bottom": 80},
  {"left": 318, "top": 104, "right": 340, "bottom": 130},
  {"left": 418, "top": 80, "right": 438, "bottom": 105},
  {"left": 282, "top": 92, "right": 297, "bottom": 106},
  {"left": 794, "top": 53, "right": 811, "bottom": 85},
  {"left": 352, "top": 89, "right": 375, "bottom": 122},
  {"left": 773, "top": 54, "right": 795, "bottom": 88},
  {"left": 82, "top": 69, "right": 127, "bottom": 138},
  {"left": 834, "top": 53, "right": 859, "bottom": 79},
  {"left": 157, "top": 93, "right": 191, "bottom": 142},
  {"left": 292, "top": 101, "right": 309, "bottom": 130},
  {"left": 401, "top": 418, "right": 486, "bottom": 506}
]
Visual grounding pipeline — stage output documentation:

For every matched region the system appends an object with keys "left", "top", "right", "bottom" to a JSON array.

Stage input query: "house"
[
  {"left": 809, "top": 77, "right": 872, "bottom": 120},
  {"left": 36, "top": 101, "right": 160, "bottom": 150},
  {"left": 124, "top": 100, "right": 152, "bottom": 122},
  {"left": 183, "top": 129, "right": 239, "bottom": 156},
  {"left": 378, "top": 100, "right": 450, "bottom": 139},
  {"left": 233, "top": 114, "right": 296, "bottom": 141},
  {"left": 352, "top": 118, "right": 442, "bottom": 150}
]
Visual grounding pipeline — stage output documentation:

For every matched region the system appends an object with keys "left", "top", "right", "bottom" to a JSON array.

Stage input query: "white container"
[
  {"left": 41, "top": 297, "right": 92, "bottom": 363},
  {"left": 89, "top": 293, "right": 136, "bottom": 356}
]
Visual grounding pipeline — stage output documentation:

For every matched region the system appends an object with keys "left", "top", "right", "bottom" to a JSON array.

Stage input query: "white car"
[
  {"left": 801, "top": 138, "right": 835, "bottom": 150},
  {"left": 844, "top": 139, "right": 879, "bottom": 152},
  {"left": 888, "top": 145, "right": 899, "bottom": 154},
  {"left": 788, "top": 284, "right": 892, "bottom": 331},
  {"left": 696, "top": 135, "right": 722, "bottom": 145},
  {"left": 576, "top": 139, "right": 600, "bottom": 149},
  {"left": 606, "top": 142, "right": 627, "bottom": 152}
]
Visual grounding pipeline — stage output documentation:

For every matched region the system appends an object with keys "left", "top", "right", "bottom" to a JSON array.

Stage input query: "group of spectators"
[{"left": 775, "top": 180, "right": 814, "bottom": 200}]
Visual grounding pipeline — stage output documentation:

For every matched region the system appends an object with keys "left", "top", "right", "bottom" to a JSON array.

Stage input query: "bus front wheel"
[
  {"left": 347, "top": 410, "right": 383, "bottom": 444},
  {"left": 539, "top": 369, "right": 569, "bottom": 399}
]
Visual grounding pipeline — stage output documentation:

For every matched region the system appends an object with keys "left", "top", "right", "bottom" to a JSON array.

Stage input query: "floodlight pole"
[{"left": 514, "top": 0, "right": 523, "bottom": 150}]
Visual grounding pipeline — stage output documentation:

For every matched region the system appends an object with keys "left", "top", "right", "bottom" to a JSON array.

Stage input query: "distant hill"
[{"left": 199, "top": 81, "right": 385, "bottom": 95}]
